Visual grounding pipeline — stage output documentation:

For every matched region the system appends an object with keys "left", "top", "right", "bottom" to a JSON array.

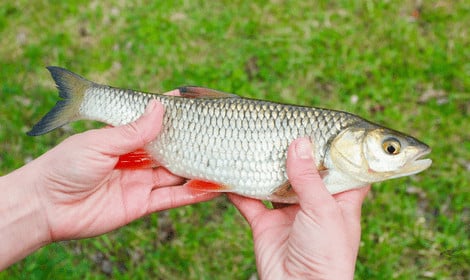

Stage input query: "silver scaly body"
[{"left": 83, "top": 83, "right": 359, "bottom": 201}]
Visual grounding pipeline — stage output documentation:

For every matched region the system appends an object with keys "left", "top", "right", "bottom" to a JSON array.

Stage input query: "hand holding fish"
[
  {"left": 0, "top": 100, "right": 219, "bottom": 270},
  {"left": 35, "top": 100, "right": 220, "bottom": 240},
  {"left": 230, "top": 138, "right": 370, "bottom": 279}
]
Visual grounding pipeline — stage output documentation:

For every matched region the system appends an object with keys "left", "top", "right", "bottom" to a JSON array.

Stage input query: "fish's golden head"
[{"left": 327, "top": 125, "right": 432, "bottom": 191}]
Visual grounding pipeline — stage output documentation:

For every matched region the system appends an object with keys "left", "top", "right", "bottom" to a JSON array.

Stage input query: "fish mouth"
[{"left": 393, "top": 147, "right": 432, "bottom": 178}]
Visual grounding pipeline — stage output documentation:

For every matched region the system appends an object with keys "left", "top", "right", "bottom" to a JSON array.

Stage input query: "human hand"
[
  {"left": 29, "top": 99, "right": 219, "bottom": 242},
  {"left": 229, "top": 138, "right": 370, "bottom": 279}
]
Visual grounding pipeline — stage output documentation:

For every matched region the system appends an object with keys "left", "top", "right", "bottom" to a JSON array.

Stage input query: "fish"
[{"left": 28, "top": 66, "right": 432, "bottom": 203}]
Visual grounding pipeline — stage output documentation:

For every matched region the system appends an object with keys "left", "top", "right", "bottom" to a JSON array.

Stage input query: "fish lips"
[
  {"left": 391, "top": 147, "right": 432, "bottom": 179},
  {"left": 412, "top": 147, "right": 432, "bottom": 169}
]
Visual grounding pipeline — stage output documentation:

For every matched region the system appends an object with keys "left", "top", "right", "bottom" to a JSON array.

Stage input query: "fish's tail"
[{"left": 27, "top": 66, "right": 92, "bottom": 136}]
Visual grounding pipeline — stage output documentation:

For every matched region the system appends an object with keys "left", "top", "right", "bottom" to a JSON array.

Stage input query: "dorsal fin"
[{"left": 178, "top": 86, "right": 239, "bottom": 98}]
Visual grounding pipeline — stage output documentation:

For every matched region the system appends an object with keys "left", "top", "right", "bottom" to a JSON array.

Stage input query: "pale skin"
[{"left": 0, "top": 99, "right": 370, "bottom": 279}]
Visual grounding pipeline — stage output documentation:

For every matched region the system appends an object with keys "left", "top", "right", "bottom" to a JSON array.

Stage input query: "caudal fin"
[{"left": 27, "top": 66, "right": 92, "bottom": 136}]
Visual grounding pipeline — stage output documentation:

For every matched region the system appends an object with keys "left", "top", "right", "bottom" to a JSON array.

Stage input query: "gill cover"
[{"left": 329, "top": 128, "right": 367, "bottom": 179}]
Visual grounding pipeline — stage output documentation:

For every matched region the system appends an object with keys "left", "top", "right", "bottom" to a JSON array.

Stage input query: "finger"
[
  {"left": 84, "top": 99, "right": 165, "bottom": 155},
  {"left": 334, "top": 185, "right": 371, "bottom": 222},
  {"left": 147, "top": 186, "right": 220, "bottom": 213},
  {"left": 151, "top": 167, "right": 186, "bottom": 187},
  {"left": 227, "top": 194, "right": 270, "bottom": 229},
  {"left": 286, "top": 138, "right": 335, "bottom": 212},
  {"left": 334, "top": 186, "right": 371, "bottom": 253}
]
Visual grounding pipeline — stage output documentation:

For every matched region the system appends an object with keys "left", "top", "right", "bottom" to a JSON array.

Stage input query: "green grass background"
[{"left": 1, "top": 0, "right": 469, "bottom": 279}]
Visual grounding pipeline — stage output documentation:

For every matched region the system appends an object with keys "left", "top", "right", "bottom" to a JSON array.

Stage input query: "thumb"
[
  {"left": 286, "top": 138, "right": 335, "bottom": 211},
  {"left": 84, "top": 99, "right": 165, "bottom": 155}
]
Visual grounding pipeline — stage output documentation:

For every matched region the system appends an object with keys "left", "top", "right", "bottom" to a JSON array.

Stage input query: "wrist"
[{"left": 0, "top": 163, "right": 52, "bottom": 270}]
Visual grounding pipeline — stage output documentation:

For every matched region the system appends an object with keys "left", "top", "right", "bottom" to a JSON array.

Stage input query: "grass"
[{"left": 1, "top": 0, "right": 469, "bottom": 279}]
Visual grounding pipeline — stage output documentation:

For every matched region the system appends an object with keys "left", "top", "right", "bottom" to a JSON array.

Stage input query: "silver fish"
[{"left": 28, "top": 67, "right": 432, "bottom": 203}]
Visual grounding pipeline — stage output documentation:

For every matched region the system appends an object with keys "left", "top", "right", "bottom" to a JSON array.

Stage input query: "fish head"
[{"left": 329, "top": 125, "right": 432, "bottom": 184}]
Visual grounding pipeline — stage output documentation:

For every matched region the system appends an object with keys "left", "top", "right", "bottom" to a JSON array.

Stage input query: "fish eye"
[{"left": 382, "top": 138, "right": 401, "bottom": 155}]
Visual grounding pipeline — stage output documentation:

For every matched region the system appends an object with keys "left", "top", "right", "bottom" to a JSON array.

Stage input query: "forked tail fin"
[{"left": 27, "top": 66, "right": 92, "bottom": 136}]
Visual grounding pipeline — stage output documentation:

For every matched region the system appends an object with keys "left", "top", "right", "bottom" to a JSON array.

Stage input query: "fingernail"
[
  {"left": 296, "top": 138, "right": 313, "bottom": 160},
  {"left": 143, "top": 99, "right": 157, "bottom": 116}
]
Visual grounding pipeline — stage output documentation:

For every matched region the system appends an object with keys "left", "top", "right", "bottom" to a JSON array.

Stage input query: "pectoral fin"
[
  {"left": 272, "top": 182, "right": 296, "bottom": 198},
  {"left": 268, "top": 181, "right": 298, "bottom": 204}
]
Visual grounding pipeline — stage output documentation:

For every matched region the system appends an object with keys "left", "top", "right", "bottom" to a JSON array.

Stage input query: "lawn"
[{"left": 1, "top": 0, "right": 469, "bottom": 279}]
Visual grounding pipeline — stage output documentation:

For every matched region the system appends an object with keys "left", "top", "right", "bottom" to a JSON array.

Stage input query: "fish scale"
[
  {"left": 28, "top": 67, "right": 432, "bottom": 203},
  {"left": 148, "top": 96, "right": 354, "bottom": 199}
]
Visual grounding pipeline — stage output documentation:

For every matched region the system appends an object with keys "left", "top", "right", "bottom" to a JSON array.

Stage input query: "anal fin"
[
  {"left": 185, "top": 179, "right": 231, "bottom": 192},
  {"left": 115, "top": 148, "right": 157, "bottom": 169}
]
